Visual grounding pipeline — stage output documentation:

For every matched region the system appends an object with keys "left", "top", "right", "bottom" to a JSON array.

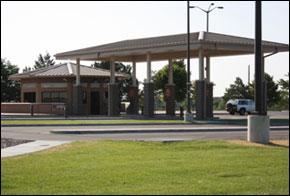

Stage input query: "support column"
[
  {"left": 110, "top": 57, "right": 115, "bottom": 84},
  {"left": 108, "top": 57, "right": 119, "bottom": 116},
  {"left": 146, "top": 52, "right": 151, "bottom": 83},
  {"left": 127, "top": 60, "right": 139, "bottom": 115},
  {"left": 144, "top": 52, "right": 154, "bottom": 117},
  {"left": 73, "top": 58, "right": 83, "bottom": 115},
  {"left": 165, "top": 84, "right": 175, "bottom": 116},
  {"left": 199, "top": 50, "right": 205, "bottom": 80},
  {"left": 196, "top": 50, "right": 206, "bottom": 120},
  {"left": 168, "top": 59, "right": 173, "bottom": 85},
  {"left": 206, "top": 83, "right": 214, "bottom": 118},
  {"left": 206, "top": 55, "right": 214, "bottom": 118},
  {"left": 166, "top": 59, "right": 175, "bottom": 116},
  {"left": 108, "top": 83, "right": 119, "bottom": 116},
  {"left": 76, "top": 58, "right": 81, "bottom": 85},
  {"left": 132, "top": 60, "right": 137, "bottom": 86},
  {"left": 205, "top": 56, "right": 210, "bottom": 83}
]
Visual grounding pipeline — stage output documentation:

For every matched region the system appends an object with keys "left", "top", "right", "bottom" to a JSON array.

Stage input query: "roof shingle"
[{"left": 9, "top": 63, "right": 129, "bottom": 80}]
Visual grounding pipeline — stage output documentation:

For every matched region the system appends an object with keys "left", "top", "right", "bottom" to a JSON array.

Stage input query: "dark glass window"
[
  {"left": 42, "top": 92, "right": 67, "bottom": 103},
  {"left": 59, "top": 92, "right": 67, "bottom": 102},
  {"left": 239, "top": 100, "right": 248, "bottom": 105}
]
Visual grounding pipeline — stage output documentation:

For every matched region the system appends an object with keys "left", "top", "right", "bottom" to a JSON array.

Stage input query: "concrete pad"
[
  {"left": 247, "top": 115, "right": 270, "bottom": 144},
  {"left": 184, "top": 112, "right": 193, "bottom": 122},
  {"left": 1, "top": 140, "right": 71, "bottom": 158}
]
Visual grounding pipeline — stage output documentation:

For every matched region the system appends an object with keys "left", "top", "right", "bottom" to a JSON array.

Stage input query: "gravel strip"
[{"left": 1, "top": 138, "right": 34, "bottom": 149}]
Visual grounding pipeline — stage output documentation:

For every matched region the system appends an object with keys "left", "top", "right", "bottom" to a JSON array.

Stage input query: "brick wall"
[{"left": 1, "top": 103, "right": 65, "bottom": 115}]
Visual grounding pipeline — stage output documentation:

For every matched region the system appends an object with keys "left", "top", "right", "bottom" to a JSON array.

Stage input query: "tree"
[
  {"left": 34, "top": 52, "right": 55, "bottom": 69},
  {"left": 23, "top": 66, "right": 33, "bottom": 73},
  {"left": 277, "top": 72, "right": 289, "bottom": 110},
  {"left": 249, "top": 73, "right": 281, "bottom": 108},
  {"left": 225, "top": 73, "right": 281, "bottom": 109},
  {"left": 264, "top": 73, "right": 280, "bottom": 108},
  {"left": 152, "top": 60, "right": 187, "bottom": 103},
  {"left": 223, "top": 77, "right": 252, "bottom": 102},
  {"left": 1, "top": 58, "right": 21, "bottom": 102},
  {"left": 91, "top": 61, "right": 137, "bottom": 101}
]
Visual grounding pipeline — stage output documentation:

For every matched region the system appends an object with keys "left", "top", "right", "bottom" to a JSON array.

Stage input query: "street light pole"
[
  {"left": 187, "top": 1, "right": 191, "bottom": 114},
  {"left": 191, "top": 3, "right": 224, "bottom": 32}
]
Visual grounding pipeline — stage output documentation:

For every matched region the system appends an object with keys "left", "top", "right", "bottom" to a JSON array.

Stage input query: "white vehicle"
[{"left": 226, "top": 99, "right": 255, "bottom": 115}]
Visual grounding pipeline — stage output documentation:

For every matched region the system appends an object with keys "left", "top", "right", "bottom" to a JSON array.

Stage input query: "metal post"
[
  {"left": 30, "top": 104, "right": 34, "bottom": 116},
  {"left": 254, "top": 1, "right": 263, "bottom": 115},
  {"left": 206, "top": 12, "right": 209, "bottom": 32},
  {"left": 187, "top": 1, "right": 191, "bottom": 114},
  {"left": 248, "top": 65, "right": 250, "bottom": 85}
]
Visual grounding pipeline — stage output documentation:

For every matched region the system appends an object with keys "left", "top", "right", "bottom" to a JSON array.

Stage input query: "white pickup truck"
[{"left": 226, "top": 99, "right": 255, "bottom": 115}]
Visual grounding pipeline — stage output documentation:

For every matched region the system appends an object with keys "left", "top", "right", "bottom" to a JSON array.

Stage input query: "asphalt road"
[
  {"left": 215, "top": 111, "right": 289, "bottom": 120},
  {"left": 1, "top": 124, "right": 288, "bottom": 142}
]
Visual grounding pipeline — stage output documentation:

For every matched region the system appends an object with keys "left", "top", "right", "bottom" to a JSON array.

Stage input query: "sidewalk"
[{"left": 1, "top": 140, "right": 71, "bottom": 158}]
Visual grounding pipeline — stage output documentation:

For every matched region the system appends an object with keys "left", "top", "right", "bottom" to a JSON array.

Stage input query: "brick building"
[{"left": 7, "top": 63, "right": 128, "bottom": 115}]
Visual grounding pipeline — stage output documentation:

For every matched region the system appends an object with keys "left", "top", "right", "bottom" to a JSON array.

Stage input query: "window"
[
  {"left": 239, "top": 100, "right": 248, "bottom": 105},
  {"left": 24, "top": 92, "right": 36, "bottom": 103},
  {"left": 42, "top": 92, "right": 51, "bottom": 102},
  {"left": 42, "top": 92, "right": 67, "bottom": 103}
]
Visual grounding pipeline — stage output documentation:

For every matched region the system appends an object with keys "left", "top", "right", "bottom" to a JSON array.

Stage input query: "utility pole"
[{"left": 248, "top": 64, "right": 250, "bottom": 85}]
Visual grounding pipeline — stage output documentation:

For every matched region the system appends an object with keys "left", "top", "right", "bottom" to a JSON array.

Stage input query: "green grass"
[
  {"left": 1, "top": 140, "right": 289, "bottom": 195},
  {"left": 1, "top": 119, "right": 185, "bottom": 125}
]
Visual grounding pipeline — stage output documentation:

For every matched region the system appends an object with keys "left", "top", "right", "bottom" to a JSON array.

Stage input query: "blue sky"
[{"left": 1, "top": 1, "right": 289, "bottom": 96}]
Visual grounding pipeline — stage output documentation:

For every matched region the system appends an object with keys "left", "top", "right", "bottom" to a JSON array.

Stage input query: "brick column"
[
  {"left": 72, "top": 85, "right": 83, "bottom": 115},
  {"left": 144, "top": 83, "right": 154, "bottom": 117},
  {"left": 165, "top": 84, "right": 175, "bottom": 116},
  {"left": 206, "top": 82, "right": 214, "bottom": 118},
  {"left": 127, "top": 86, "right": 139, "bottom": 114},
  {"left": 108, "top": 83, "right": 119, "bottom": 116},
  {"left": 195, "top": 80, "right": 206, "bottom": 120}
]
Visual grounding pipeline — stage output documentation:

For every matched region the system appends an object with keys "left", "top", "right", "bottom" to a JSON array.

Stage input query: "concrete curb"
[
  {"left": 1, "top": 123, "right": 187, "bottom": 127},
  {"left": 1, "top": 140, "right": 71, "bottom": 158},
  {"left": 50, "top": 126, "right": 289, "bottom": 135}
]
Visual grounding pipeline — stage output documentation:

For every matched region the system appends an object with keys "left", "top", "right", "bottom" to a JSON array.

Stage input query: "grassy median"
[
  {"left": 1, "top": 140, "right": 289, "bottom": 195},
  {"left": 1, "top": 119, "right": 185, "bottom": 125}
]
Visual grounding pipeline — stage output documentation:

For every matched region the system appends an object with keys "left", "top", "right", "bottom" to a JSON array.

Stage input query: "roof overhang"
[{"left": 54, "top": 31, "right": 289, "bottom": 62}]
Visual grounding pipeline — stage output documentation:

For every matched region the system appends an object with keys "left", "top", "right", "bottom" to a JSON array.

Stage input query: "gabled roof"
[
  {"left": 54, "top": 31, "right": 289, "bottom": 62},
  {"left": 9, "top": 63, "right": 129, "bottom": 80}
]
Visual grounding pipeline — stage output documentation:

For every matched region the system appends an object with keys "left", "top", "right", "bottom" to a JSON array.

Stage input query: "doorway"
[
  {"left": 24, "top": 92, "right": 36, "bottom": 102},
  {"left": 91, "top": 92, "right": 100, "bottom": 115}
]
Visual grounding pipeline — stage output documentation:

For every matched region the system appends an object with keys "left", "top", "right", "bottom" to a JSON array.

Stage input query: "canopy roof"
[
  {"left": 9, "top": 63, "right": 129, "bottom": 81},
  {"left": 55, "top": 31, "right": 289, "bottom": 62}
]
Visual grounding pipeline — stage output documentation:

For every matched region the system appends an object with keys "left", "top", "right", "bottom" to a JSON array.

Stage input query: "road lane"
[{"left": 1, "top": 124, "right": 288, "bottom": 142}]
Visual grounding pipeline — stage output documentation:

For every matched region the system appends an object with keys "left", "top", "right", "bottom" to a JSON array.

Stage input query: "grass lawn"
[
  {"left": 1, "top": 140, "right": 289, "bottom": 195},
  {"left": 1, "top": 119, "right": 185, "bottom": 125}
]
